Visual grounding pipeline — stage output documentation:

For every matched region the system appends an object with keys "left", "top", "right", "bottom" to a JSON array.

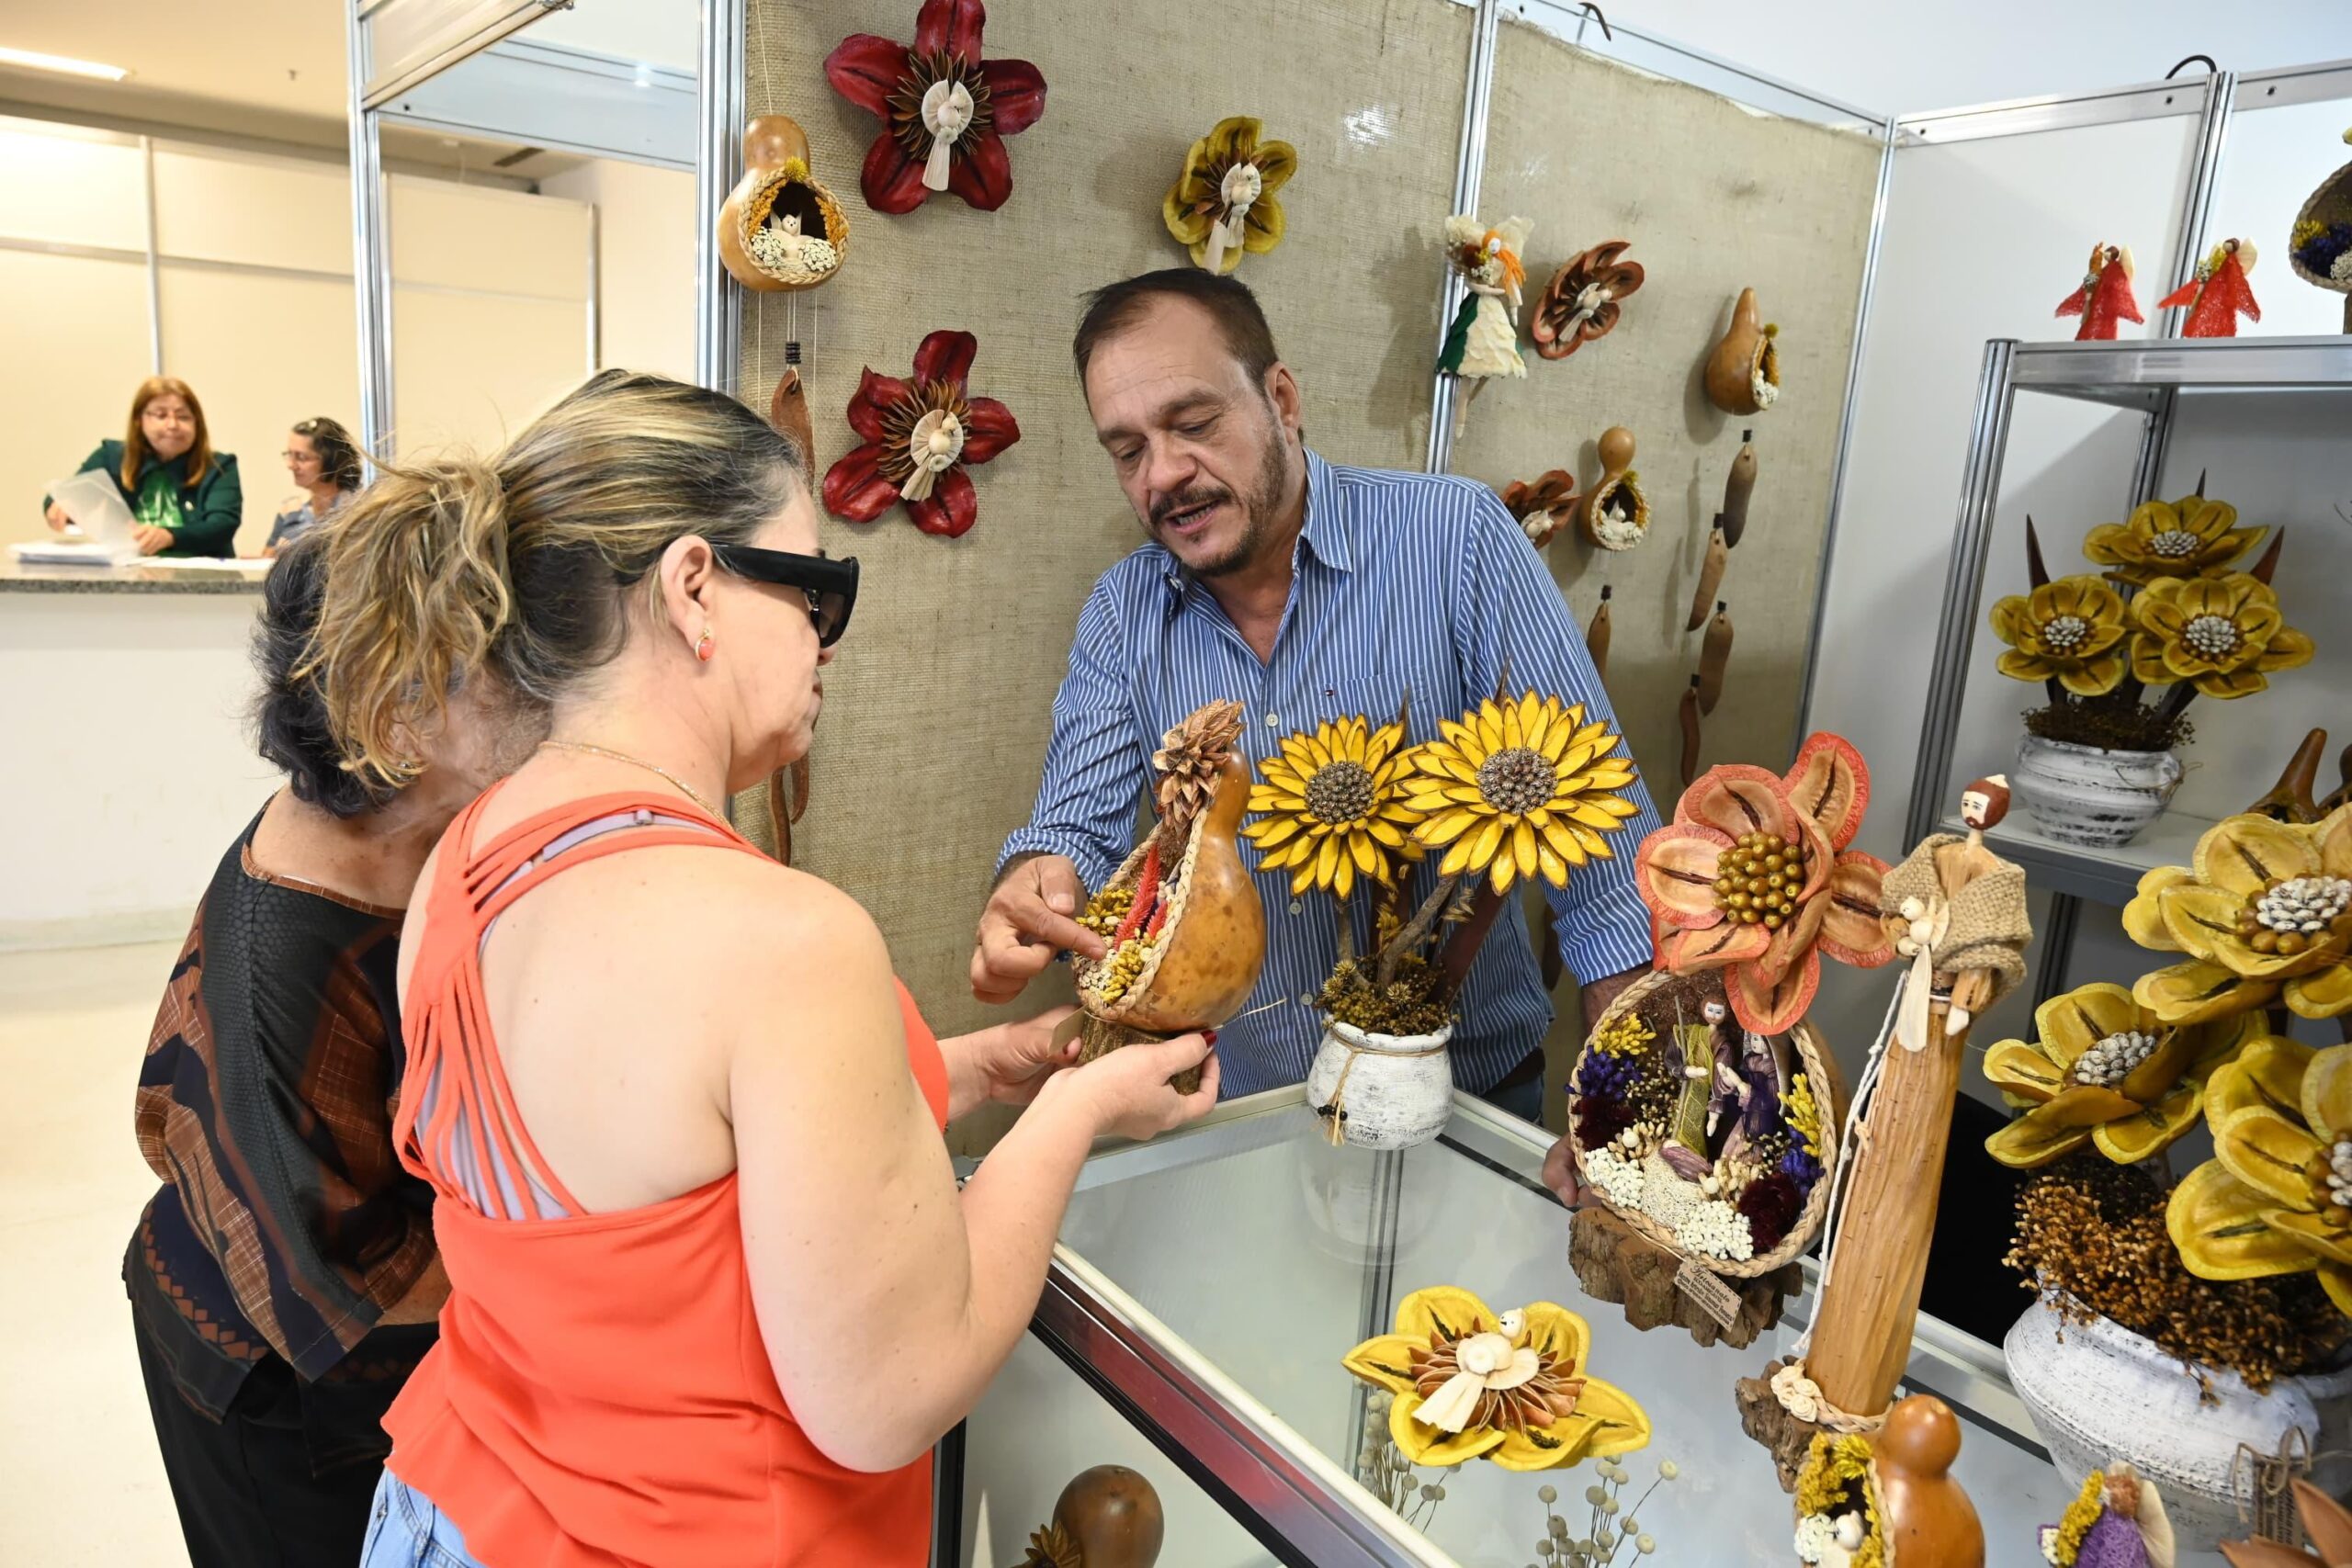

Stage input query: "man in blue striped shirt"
[{"left": 971, "top": 270, "right": 1663, "bottom": 1133}]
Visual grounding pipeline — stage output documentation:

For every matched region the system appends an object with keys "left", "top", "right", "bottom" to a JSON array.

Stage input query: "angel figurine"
[
  {"left": 2158, "top": 238, "right": 2261, "bottom": 337},
  {"left": 2056, "top": 243, "right": 2143, "bottom": 341},
  {"left": 1438, "top": 215, "right": 1532, "bottom": 382}
]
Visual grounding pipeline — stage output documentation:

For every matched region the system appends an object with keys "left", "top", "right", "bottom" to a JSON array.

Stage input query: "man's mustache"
[{"left": 1149, "top": 487, "right": 1231, "bottom": 528}]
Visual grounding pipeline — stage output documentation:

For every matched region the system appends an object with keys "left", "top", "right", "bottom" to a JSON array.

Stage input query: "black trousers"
[{"left": 134, "top": 1320, "right": 393, "bottom": 1568}]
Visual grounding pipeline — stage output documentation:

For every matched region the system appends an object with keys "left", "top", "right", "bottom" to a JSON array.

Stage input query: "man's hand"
[
  {"left": 970, "top": 852, "right": 1107, "bottom": 1004},
  {"left": 1541, "top": 964, "right": 1647, "bottom": 1209}
]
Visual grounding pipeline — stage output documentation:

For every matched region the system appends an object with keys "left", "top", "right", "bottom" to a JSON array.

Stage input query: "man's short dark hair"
[{"left": 1072, "top": 269, "right": 1281, "bottom": 388}]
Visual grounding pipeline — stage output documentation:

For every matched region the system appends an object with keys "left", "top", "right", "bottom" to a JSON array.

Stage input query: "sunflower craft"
[
  {"left": 2121, "top": 807, "right": 2352, "bottom": 1024},
  {"left": 1987, "top": 485, "right": 2312, "bottom": 758},
  {"left": 1163, "top": 117, "right": 1295, "bottom": 276},
  {"left": 1245, "top": 691, "right": 1640, "bottom": 1038},
  {"left": 1341, "top": 1287, "right": 1649, "bottom": 1472}
]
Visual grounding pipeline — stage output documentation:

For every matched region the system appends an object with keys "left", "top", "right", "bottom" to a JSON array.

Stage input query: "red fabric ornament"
[
  {"left": 2054, "top": 243, "right": 2143, "bottom": 341},
  {"left": 823, "top": 0, "right": 1046, "bottom": 214},
  {"left": 822, "top": 330, "right": 1020, "bottom": 538},
  {"left": 2157, "top": 243, "right": 2263, "bottom": 338}
]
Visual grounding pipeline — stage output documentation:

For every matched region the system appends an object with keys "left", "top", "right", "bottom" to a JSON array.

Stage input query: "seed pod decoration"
[
  {"left": 1586, "top": 583, "right": 1613, "bottom": 681},
  {"left": 1688, "top": 522, "right": 1727, "bottom": 632},
  {"left": 1698, "top": 603, "right": 1733, "bottom": 716},
  {"left": 1722, "top": 431, "right": 1758, "bottom": 548},
  {"left": 1679, "top": 676, "right": 1702, "bottom": 788}
]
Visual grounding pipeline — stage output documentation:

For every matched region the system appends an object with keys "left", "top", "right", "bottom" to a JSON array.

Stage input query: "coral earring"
[{"left": 696, "top": 628, "right": 716, "bottom": 662}]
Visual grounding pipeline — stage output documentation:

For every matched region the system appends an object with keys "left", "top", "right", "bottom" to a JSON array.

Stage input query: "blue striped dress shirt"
[{"left": 1000, "top": 450, "right": 1664, "bottom": 1098}]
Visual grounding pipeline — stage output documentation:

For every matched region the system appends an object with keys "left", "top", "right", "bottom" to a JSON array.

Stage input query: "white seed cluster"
[
  {"left": 2039, "top": 613, "right": 2092, "bottom": 652},
  {"left": 2255, "top": 875, "right": 2352, "bottom": 933},
  {"left": 1794, "top": 1513, "right": 1839, "bottom": 1564},
  {"left": 2073, "top": 1030, "right": 2159, "bottom": 1087},
  {"left": 2329, "top": 1138, "right": 2352, "bottom": 1210},
  {"left": 2334, "top": 250, "right": 2352, "bottom": 284},
  {"left": 2146, "top": 528, "right": 2201, "bottom": 558},
  {"left": 748, "top": 223, "right": 837, "bottom": 281},
  {"left": 1636, "top": 1150, "right": 1700, "bottom": 1227},
  {"left": 2181, "top": 613, "right": 2244, "bottom": 660},
  {"left": 1676, "top": 1199, "right": 1755, "bottom": 1262},
  {"left": 1584, "top": 1146, "right": 1646, "bottom": 1210}
]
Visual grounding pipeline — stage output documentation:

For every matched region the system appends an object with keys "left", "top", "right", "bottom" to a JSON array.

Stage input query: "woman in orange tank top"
[{"left": 305, "top": 371, "right": 1220, "bottom": 1568}]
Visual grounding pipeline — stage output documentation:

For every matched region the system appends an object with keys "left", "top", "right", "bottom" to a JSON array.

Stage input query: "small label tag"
[
  {"left": 1674, "top": 1260, "right": 1743, "bottom": 1330},
  {"left": 1048, "top": 1011, "right": 1088, "bottom": 1055}
]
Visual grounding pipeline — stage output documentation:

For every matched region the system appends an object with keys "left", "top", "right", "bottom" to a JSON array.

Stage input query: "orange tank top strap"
[{"left": 396, "top": 784, "right": 765, "bottom": 1220}]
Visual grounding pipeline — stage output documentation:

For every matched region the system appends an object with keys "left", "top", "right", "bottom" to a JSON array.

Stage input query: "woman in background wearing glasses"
[
  {"left": 261, "top": 416, "right": 364, "bottom": 556},
  {"left": 305, "top": 370, "right": 1218, "bottom": 1568}
]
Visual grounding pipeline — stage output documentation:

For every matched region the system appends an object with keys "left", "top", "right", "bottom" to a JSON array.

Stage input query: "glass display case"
[{"left": 945, "top": 1089, "right": 2077, "bottom": 1567}]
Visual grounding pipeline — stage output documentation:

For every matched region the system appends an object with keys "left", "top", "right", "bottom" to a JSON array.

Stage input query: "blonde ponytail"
[{"left": 307, "top": 371, "right": 803, "bottom": 791}]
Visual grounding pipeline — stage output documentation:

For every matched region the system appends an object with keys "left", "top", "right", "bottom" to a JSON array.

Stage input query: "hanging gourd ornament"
[
  {"left": 718, "top": 116, "right": 850, "bottom": 292},
  {"left": 1705, "top": 288, "right": 1781, "bottom": 414},
  {"left": 2290, "top": 127, "right": 2352, "bottom": 333},
  {"left": 1163, "top": 117, "right": 1296, "bottom": 276},
  {"left": 1582, "top": 426, "right": 1649, "bottom": 551},
  {"left": 822, "top": 330, "right": 1020, "bottom": 537},
  {"left": 823, "top": 0, "right": 1046, "bottom": 214}
]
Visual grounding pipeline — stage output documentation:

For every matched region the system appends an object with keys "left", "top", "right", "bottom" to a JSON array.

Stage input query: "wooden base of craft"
[
  {"left": 1077, "top": 1014, "right": 1204, "bottom": 1096},
  {"left": 1734, "top": 1359, "right": 1837, "bottom": 1493},
  {"left": 1568, "top": 1207, "right": 1797, "bottom": 1350}
]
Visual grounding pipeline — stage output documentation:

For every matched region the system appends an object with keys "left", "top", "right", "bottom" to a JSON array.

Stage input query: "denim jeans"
[
  {"left": 1476, "top": 1071, "right": 1547, "bottom": 1127},
  {"left": 359, "top": 1471, "right": 489, "bottom": 1568}
]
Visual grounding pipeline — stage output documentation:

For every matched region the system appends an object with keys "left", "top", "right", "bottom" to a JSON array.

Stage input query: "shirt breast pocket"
[{"left": 1315, "top": 670, "right": 1458, "bottom": 750}]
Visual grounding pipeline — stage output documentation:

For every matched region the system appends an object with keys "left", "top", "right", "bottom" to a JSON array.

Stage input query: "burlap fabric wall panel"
[
  {"left": 738, "top": 0, "right": 1473, "bottom": 1095},
  {"left": 1453, "top": 20, "right": 1879, "bottom": 796},
  {"left": 1452, "top": 23, "right": 1879, "bottom": 1103}
]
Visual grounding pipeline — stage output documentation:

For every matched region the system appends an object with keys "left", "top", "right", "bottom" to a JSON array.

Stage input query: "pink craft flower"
[
  {"left": 1634, "top": 733, "right": 1896, "bottom": 1033},
  {"left": 822, "top": 0, "right": 1046, "bottom": 214},
  {"left": 821, "top": 330, "right": 1019, "bottom": 538}
]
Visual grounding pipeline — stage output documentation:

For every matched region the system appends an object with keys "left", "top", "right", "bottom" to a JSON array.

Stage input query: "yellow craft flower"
[
  {"left": 1341, "top": 1286, "right": 1649, "bottom": 1472},
  {"left": 1243, "top": 715, "right": 1419, "bottom": 898},
  {"left": 1403, "top": 694, "right": 1641, "bottom": 895},
  {"left": 1986, "top": 576, "right": 2131, "bottom": 695},
  {"left": 2127, "top": 572, "right": 2313, "bottom": 699},
  {"left": 1979, "top": 982, "right": 2261, "bottom": 1168},
  {"left": 1161, "top": 116, "right": 1296, "bottom": 276},
  {"left": 2083, "top": 492, "right": 2266, "bottom": 584},
  {"left": 2121, "top": 808, "right": 2352, "bottom": 1022},
  {"left": 2166, "top": 1042, "right": 2352, "bottom": 1317}
]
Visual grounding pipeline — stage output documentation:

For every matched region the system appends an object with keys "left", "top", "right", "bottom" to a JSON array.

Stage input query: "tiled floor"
[{"left": 0, "top": 941, "right": 187, "bottom": 1566}]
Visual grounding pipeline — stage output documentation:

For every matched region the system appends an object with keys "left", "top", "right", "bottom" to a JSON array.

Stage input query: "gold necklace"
[{"left": 537, "top": 739, "right": 726, "bottom": 821}]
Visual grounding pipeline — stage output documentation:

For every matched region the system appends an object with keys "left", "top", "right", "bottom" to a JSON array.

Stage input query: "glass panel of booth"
[
  {"left": 359, "top": 1, "right": 698, "bottom": 461},
  {"left": 958, "top": 1092, "right": 2069, "bottom": 1566},
  {"left": 2206, "top": 65, "right": 2352, "bottom": 338}
]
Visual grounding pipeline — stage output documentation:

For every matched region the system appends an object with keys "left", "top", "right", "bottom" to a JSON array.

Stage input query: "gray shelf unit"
[{"left": 1905, "top": 334, "right": 2352, "bottom": 994}]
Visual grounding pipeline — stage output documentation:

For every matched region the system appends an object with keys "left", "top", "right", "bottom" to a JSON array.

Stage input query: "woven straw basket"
[
  {"left": 2290, "top": 152, "right": 2352, "bottom": 329},
  {"left": 1566, "top": 967, "right": 1837, "bottom": 1279}
]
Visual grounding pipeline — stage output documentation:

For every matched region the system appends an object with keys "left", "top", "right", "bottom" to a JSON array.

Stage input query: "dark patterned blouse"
[{"left": 126, "top": 807, "right": 437, "bottom": 1441}]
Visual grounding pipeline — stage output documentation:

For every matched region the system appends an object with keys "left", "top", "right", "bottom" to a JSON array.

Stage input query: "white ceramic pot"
[
  {"left": 1305, "top": 1021, "right": 1454, "bottom": 1151},
  {"left": 2004, "top": 1298, "right": 2352, "bottom": 1553},
  {"left": 2010, "top": 734, "right": 2183, "bottom": 849}
]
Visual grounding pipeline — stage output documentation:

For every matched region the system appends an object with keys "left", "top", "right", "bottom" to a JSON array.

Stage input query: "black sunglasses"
[{"left": 710, "top": 543, "right": 858, "bottom": 648}]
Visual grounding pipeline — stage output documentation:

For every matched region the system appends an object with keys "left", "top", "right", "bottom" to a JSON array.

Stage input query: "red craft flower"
[
  {"left": 822, "top": 330, "right": 1019, "bottom": 537},
  {"left": 823, "top": 0, "right": 1046, "bottom": 214},
  {"left": 1634, "top": 733, "right": 1896, "bottom": 1033}
]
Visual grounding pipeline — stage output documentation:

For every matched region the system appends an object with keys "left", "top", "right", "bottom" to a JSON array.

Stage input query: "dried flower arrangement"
[
  {"left": 1341, "top": 1287, "right": 1649, "bottom": 1472},
  {"left": 2006, "top": 1157, "right": 2346, "bottom": 1393},
  {"left": 822, "top": 330, "right": 1019, "bottom": 537},
  {"left": 823, "top": 0, "right": 1046, "bottom": 213},
  {"left": 2289, "top": 127, "right": 2352, "bottom": 332},
  {"left": 1990, "top": 486, "right": 2309, "bottom": 754},
  {"left": 1243, "top": 692, "right": 1639, "bottom": 1037},
  {"left": 1569, "top": 737, "right": 1893, "bottom": 1274},
  {"left": 1793, "top": 1432, "right": 1887, "bottom": 1568},
  {"left": 1162, "top": 117, "right": 1295, "bottom": 276},
  {"left": 1528, "top": 1459, "right": 1679, "bottom": 1564},
  {"left": 1069, "top": 701, "right": 1266, "bottom": 1092}
]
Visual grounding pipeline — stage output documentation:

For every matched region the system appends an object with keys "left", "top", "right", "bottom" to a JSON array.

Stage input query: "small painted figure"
[
  {"left": 2056, "top": 244, "right": 2143, "bottom": 341},
  {"left": 2158, "top": 238, "right": 2261, "bottom": 338}
]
